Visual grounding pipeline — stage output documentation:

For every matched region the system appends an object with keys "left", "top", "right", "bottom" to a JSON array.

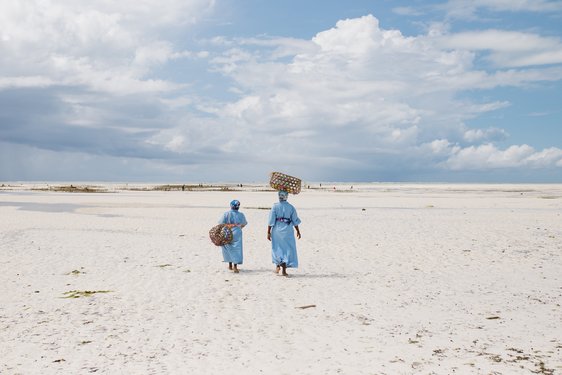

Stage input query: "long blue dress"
[
  {"left": 268, "top": 201, "right": 301, "bottom": 268},
  {"left": 219, "top": 210, "right": 247, "bottom": 264}
]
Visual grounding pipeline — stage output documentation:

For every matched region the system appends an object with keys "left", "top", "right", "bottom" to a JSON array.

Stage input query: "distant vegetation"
[
  {"left": 125, "top": 184, "right": 274, "bottom": 192},
  {"left": 149, "top": 184, "right": 234, "bottom": 191},
  {"left": 32, "top": 185, "right": 108, "bottom": 193}
]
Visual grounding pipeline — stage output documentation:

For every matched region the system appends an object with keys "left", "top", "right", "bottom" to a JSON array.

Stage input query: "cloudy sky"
[{"left": 1, "top": 0, "right": 561, "bottom": 182}]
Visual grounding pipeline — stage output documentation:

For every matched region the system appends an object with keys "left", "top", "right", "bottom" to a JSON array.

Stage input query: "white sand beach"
[{"left": 1, "top": 183, "right": 561, "bottom": 374}]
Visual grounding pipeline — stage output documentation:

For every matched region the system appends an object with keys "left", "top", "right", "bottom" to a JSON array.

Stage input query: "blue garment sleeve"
[
  {"left": 290, "top": 205, "right": 301, "bottom": 226},
  {"left": 239, "top": 212, "right": 248, "bottom": 226},
  {"left": 219, "top": 212, "right": 227, "bottom": 224},
  {"left": 268, "top": 204, "right": 277, "bottom": 226}
]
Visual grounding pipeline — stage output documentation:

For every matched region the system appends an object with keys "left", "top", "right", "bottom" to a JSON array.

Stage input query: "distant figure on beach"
[
  {"left": 267, "top": 191, "right": 301, "bottom": 276},
  {"left": 219, "top": 200, "right": 247, "bottom": 273}
]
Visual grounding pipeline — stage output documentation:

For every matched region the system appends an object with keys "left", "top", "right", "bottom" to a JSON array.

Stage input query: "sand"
[{"left": 1, "top": 183, "right": 561, "bottom": 374}]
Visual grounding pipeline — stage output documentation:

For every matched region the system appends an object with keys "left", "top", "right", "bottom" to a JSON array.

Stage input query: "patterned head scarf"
[
  {"left": 278, "top": 191, "right": 288, "bottom": 202},
  {"left": 230, "top": 199, "right": 240, "bottom": 210}
]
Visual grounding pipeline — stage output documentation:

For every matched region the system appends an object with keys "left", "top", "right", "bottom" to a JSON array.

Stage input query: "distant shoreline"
[{"left": 2, "top": 181, "right": 562, "bottom": 196}]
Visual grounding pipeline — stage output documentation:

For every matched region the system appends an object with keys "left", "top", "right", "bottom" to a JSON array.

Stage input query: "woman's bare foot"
[
  {"left": 281, "top": 263, "right": 288, "bottom": 276},
  {"left": 228, "top": 262, "right": 233, "bottom": 270},
  {"left": 233, "top": 265, "right": 239, "bottom": 273},
  {"left": 275, "top": 265, "right": 280, "bottom": 274}
]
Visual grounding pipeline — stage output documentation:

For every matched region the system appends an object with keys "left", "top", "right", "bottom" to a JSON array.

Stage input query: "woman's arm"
[{"left": 294, "top": 225, "right": 301, "bottom": 239}]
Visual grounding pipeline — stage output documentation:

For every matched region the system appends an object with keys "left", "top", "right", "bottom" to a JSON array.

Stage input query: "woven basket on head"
[
  {"left": 269, "top": 172, "right": 302, "bottom": 195},
  {"left": 209, "top": 224, "right": 233, "bottom": 246}
]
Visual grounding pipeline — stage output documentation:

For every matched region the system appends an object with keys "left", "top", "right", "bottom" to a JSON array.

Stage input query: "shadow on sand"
[
  {"left": 221, "top": 266, "right": 349, "bottom": 279},
  {"left": 235, "top": 268, "right": 349, "bottom": 279},
  {"left": 287, "top": 273, "right": 348, "bottom": 279}
]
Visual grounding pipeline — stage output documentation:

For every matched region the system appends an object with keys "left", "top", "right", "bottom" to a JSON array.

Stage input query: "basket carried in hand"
[
  {"left": 209, "top": 224, "right": 233, "bottom": 246},
  {"left": 270, "top": 172, "right": 302, "bottom": 195}
]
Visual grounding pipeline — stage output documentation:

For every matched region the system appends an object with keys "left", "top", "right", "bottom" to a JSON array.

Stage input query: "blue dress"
[
  {"left": 219, "top": 210, "right": 247, "bottom": 264},
  {"left": 268, "top": 201, "right": 301, "bottom": 268}
]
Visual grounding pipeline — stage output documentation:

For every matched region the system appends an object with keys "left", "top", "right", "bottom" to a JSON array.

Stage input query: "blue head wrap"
[
  {"left": 230, "top": 199, "right": 240, "bottom": 210},
  {"left": 278, "top": 191, "right": 288, "bottom": 201}
]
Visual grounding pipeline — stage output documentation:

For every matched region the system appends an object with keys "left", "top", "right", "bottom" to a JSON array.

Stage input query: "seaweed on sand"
[
  {"left": 33, "top": 185, "right": 108, "bottom": 193},
  {"left": 62, "top": 290, "right": 112, "bottom": 298}
]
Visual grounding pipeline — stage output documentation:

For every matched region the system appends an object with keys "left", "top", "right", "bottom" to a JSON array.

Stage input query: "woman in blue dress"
[
  {"left": 219, "top": 200, "right": 247, "bottom": 273},
  {"left": 267, "top": 191, "right": 301, "bottom": 276}
]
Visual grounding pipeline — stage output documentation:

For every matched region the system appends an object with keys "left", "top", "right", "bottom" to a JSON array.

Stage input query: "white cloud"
[
  {"left": 429, "top": 139, "right": 455, "bottom": 154},
  {"left": 0, "top": 76, "right": 55, "bottom": 89},
  {"left": 1, "top": 7, "right": 561, "bottom": 181},
  {"left": 133, "top": 42, "right": 174, "bottom": 71},
  {"left": 464, "top": 128, "right": 508, "bottom": 143},
  {"left": 480, "top": 0, "right": 562, "bottom": 12},
  {"left": 214, "top": 16, "right": 460, "bottom": 130},
  {"left": 392, "top": 7, "right": 425, "bottom": 16},
  {"left": 0, "top": 0, "right": 215, "bottom": 94},
  {"left": 438, "top": 30, "right": 556, "bottom": 53},
  {"left": 207, "top": 16, "right": 517, "bottom": 149},
  {"left": 525, "top": 147, "right": 562, "bottom": 167},
  {"left": 444, "top": 143, "right": 562, "bottom": 169},
  {"left": 443, "top": 0, "right": 562, "bottom": 19},
  {"left": 171, "top": 50, "right": 210, "bottom": 59},
  {"left": 195, "top": 14, "right": 562, "bottom": 176},
  {"left": 436, "top": 30, "right": 562, "bottom": 67}
]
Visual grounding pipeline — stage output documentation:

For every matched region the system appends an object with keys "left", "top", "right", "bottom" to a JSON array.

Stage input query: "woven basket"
[
  {"left": 269, "top": 172, "right": 302, "bottom": 194},
  {"left": 209, "top": 224, "right": 233, "bottom": 246}
]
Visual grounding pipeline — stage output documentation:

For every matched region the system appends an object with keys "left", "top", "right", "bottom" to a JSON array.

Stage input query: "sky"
[{"left": 1, "top": 0, "right": 562, "bottom": 183}]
